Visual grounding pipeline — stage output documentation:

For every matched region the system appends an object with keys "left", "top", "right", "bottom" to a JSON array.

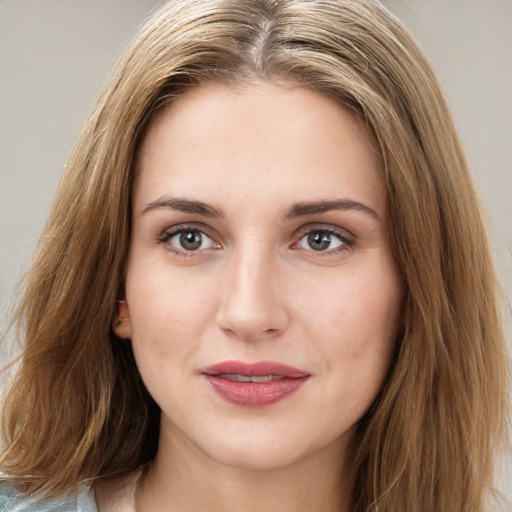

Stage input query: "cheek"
[
  {"left": 304, "top": 266, "right": 401, "bottom": 338},
  {"left": 124, "top": 261, "right": 212, "bottom": 407},
  {"left": 124, "top": 257, "right": 217, "bottom": 357},
  {"left": 300, "top": 258, "right": 402, "bottom": 383}
]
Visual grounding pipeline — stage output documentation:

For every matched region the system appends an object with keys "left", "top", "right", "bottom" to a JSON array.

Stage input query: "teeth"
[
  {"left": 217, "top": 374, "right": 284, "bottom": 383},
  {"left": 251, "top": 375, "right": 273, "bottom": 383}
]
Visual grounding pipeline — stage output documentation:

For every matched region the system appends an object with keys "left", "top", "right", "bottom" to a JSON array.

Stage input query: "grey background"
[{"left": 0, "top": 0, "right": 510, "bottom": 503}]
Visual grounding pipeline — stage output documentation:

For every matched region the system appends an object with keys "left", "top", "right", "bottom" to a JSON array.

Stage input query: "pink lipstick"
[{"left": 201, "top": 360, "right": 310, "bottom": 407}]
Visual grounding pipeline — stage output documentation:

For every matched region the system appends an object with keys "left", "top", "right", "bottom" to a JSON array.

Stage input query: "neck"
[{"left": 136, "top": 422, "right": 354, "bottom": 512}]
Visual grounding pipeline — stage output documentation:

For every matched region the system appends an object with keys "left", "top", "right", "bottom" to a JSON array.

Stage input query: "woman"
[{"left": 0, "top": 0, "right": 508, "bottom": 511}]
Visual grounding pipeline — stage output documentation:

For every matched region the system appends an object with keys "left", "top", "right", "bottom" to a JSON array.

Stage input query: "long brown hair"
[{"left": 1, "top": 1, "right": 508, "bottom": 510}]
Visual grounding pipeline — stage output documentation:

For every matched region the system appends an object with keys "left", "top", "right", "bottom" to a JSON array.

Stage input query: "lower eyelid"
[
  {"left": 164, "top": 247, "right": 197, "bottom": 258},
  {"left": 158, "top": 226, "right": 222, "bottom": 256}
]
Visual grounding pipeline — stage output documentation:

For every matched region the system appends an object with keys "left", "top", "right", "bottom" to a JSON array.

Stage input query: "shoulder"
[{"left": 0, "top": 480, "right": 98, "bottom": 512}]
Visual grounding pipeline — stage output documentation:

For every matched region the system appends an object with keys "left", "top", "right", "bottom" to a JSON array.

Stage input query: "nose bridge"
[{"left": 216, "top": 236, "right": 289, "bottom": 340}]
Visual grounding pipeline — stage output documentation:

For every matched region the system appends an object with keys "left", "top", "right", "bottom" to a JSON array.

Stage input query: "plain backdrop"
[{"left": 0, "top": 0, "right": 510, "bottom": 503}]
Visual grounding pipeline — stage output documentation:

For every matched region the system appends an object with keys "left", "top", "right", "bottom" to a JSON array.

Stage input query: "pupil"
[
  {"left": 180, "top": 230, "right": 202, "bottom": 250},
  {"left": 308, "top": 231, "right": 331, "bottom": 251}
]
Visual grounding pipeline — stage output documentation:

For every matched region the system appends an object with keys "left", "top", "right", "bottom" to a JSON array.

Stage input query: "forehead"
[{"left": 134, "top": 81, "right": 385, "bottom": 218}]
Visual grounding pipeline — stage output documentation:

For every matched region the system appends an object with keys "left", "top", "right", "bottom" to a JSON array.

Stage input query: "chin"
[
  {"left": 196, "top": 425, "right": 348, "bottom": 473},
  {"left": 209, "top": 444, "right": 307, "bottom": 471}
]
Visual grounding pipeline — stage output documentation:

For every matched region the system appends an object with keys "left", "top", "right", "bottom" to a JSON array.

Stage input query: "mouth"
[
  {"left": 201, "top": 360, "right": 310, "bottom": 407},
  {"left": 214, "top": 374, "right": 285, "bottom": 382}
]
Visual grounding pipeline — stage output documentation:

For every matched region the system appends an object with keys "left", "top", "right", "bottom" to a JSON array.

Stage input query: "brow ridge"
[
  {"left": 284, "top": 199, "right": 381, "bottom": 221},
  {"left": 142, "top": 197, "right": 223, "bottom": 218},
  {"left": 142, "top": 196, "right": 380, "bottom": 222}
]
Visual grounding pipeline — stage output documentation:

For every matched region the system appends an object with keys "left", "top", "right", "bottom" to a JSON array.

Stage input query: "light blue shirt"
[{"left": 0, "top": 481, "right": 98, "bottom": 512}]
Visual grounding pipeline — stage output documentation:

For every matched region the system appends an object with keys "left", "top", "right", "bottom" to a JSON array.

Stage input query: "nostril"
[{"left": 221, "top": 326, "right": 280, "bottom": 340}]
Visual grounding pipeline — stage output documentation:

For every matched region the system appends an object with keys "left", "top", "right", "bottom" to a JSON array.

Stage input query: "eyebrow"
[
  {"left": 142, "top": 196, "right": 381, "bottom": 222},
  {"left": 142, "top": 197, "right": 224, "bottom": 217},
  {"left": 283, "top": 199, "right": 382, "bottom": 222}
]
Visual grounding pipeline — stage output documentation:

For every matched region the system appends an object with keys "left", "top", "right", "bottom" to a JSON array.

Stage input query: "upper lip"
[{"left": 201, "top": 360, "right": 310, "bottom": 379}]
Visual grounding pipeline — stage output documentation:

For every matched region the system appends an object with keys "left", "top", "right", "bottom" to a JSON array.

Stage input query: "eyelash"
[
  {"left": 157, "top": 224, "right": 356, "bottom": 258},
  {"left": 292, "top": 225, "right": 356, "bottom": 256},
  {"left": 158, "top": 224, "right": 218, "bottom": 258}
]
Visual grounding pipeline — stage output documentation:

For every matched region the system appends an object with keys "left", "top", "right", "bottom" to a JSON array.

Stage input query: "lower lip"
[{"left": 203, "top": 375, "right": 309, "bottom": 407}]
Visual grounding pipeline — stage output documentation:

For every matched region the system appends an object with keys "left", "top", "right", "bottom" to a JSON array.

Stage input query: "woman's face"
[{"left": 117, "top": 81, "right": 403, "bottom": 470}]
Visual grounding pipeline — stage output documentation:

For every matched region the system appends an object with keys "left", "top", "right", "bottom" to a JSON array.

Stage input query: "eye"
[
  {"left": 161, "top": 227, "right": 217, "bottom": 254},
  {"left": 296, "top": 229, "right": 352, "bottom": 253}
]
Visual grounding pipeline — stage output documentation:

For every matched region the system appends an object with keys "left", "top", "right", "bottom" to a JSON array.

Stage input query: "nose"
[{"left": 216, "top": 248, "right": 290, "bottom": 341}]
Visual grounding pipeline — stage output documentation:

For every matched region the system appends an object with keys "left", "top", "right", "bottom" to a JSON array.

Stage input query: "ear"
[{"left": 112, "top": 300, "right": 132, "bottom": 339}]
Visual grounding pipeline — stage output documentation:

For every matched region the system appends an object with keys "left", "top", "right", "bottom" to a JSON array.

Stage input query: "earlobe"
[{"left": 112, "top": 299, "right": 132, "bottom": 339}]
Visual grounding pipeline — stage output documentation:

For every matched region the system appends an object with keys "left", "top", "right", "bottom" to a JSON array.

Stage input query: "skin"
[{"left": 99, "top": 81, "right": 403, "bottom": 512}]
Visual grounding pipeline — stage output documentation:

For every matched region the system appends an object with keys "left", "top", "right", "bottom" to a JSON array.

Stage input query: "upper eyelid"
[
  {"left": 159, "top": 225, "right": 218, "bottom": 256},
  {"left": 160, "top": 222, "right": 217, "bottom": 239},
  {"left": 292, "top": 222, "right": 355, "bottom": 241},
  {"left": 158, "top": 224, "right": 216, "bottom": 248}
]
